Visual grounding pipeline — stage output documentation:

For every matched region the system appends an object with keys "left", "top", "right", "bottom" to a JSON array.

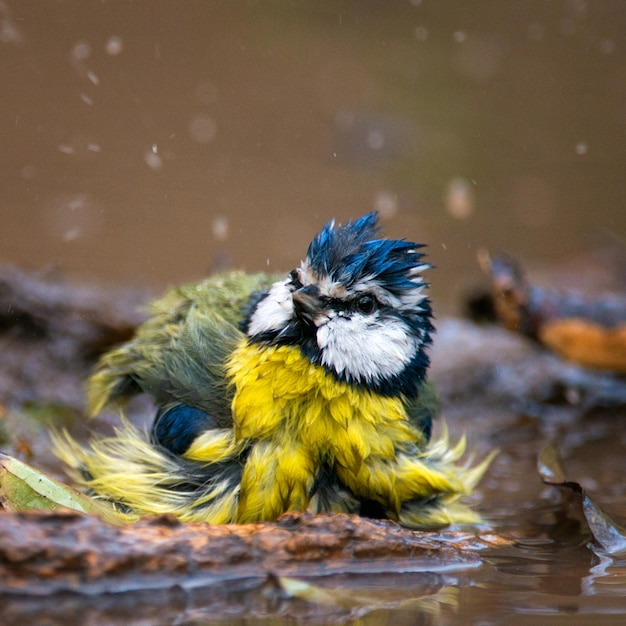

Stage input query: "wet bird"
[{"left": 57, "top": 213, "right": 491, "bottom": 527}]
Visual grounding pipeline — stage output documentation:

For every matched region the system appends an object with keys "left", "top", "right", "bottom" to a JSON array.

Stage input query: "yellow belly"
[{"left": 225, "top": 340, "right": 426, "bottom": 522}]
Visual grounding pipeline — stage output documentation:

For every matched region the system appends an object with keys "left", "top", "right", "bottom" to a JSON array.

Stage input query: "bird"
[{"left": 56, "top": 212, "right": 492, "bottom": 528}]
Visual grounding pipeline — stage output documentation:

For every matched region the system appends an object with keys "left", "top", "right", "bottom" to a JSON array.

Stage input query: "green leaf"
[{"left": 0, "top": 452, "right": 127, "bottom": 524}]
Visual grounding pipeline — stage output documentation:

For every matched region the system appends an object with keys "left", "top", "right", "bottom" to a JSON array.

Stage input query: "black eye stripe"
[
  {"left": 319, "top": 294, "right": 379, "bottom": 314},
  {"left": 289, "top": 270, "right": 303, "bottom": 289},
  {"left": 355, "top": 294, "right": 377, "bottom": 314}
]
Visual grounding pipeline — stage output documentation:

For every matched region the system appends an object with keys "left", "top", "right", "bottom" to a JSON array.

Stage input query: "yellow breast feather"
[{"left": 225, "top": 340, "right": 443, "bottom": 523}]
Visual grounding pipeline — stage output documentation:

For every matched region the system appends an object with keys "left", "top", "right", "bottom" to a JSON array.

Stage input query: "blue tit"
[{"left": 56, "top": 212, "right": 492, "bottom": 528}]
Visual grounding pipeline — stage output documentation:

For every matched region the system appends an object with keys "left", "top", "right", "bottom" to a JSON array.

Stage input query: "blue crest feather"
[
  {"left": 307, "top": 212, "right": 380, "bottom": 277},
  {"left": 307, "top": 212, "right": 428, "bottom": 293}
]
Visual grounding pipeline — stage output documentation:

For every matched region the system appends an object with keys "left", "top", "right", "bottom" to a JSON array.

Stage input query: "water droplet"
[
  {"left": 144, "top": 149, "right": 163, "bottom": 170},
  {"left": 80, "top": 93, "right": 94, "bottom": 106},
  {"left": 414, "top": 26, "right": 428, "bottom": 42},
  {"left": 453, "top": 31, "right": 467, "bottom": 44},
  {"left": 373, "top": 190, "right": 398, "bottom": 219},
  {"left": 0, "top": 4, "right": 24, "bottom": 45},
  {"left": 71, "top": 41, "right": 91, "bottom": 61},
  {"left": 366, "top": 129, "right": 385, "bottom": 151},
  {"left": 63, "top": 226, "right": 82, "bottom": 241},
  {"left": 454, "top": 37, "right": 503, "bottom": 83},
  {"left": 87, "top": 70, "right": 100, "bottom": 86},
  {"left": 45, "top": 193, "right": 103, "bottom": 242},
  {"left": 56, "top": 136, "right": 101, "bottom": 160},
  {"left": 600, "top": 39, "right": 615, "bottom": 55},
  {"left": 189, "top": 115, "right": 217, "bottom": 143},
  {"left": 575, "top": 141, "right": 588, "bottom": 155},
  {"left": 105, "top": 35, "right": 123, "bottom": 56},
  {"left": 212, "top": 215, "right": 229, "bottom": 241},
  {"left": 21, "top": 165, "right": 37, "bottom": 180},
  {"left": 444, "top": 178, "right": 475, "bottom": 220}
]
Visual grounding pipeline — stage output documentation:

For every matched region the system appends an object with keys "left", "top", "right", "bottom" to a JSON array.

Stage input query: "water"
[{"left": 1, "top": 1, "right": 626, "bottom": 623}]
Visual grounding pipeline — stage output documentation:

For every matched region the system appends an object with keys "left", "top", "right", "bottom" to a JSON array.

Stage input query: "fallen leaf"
[
  {"left": 0, "top": 452, "right": 126, "bottom": 524},
  {"left": 538, "top": 443, "right": 626, "bottom": 555},
  {"left": 537, "top": 442, "right": 567, "bottom": 484}
]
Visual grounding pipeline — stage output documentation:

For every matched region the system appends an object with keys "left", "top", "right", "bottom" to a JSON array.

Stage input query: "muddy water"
[{"left": 1, "top": 1, "right": 626, "bottom": 623}]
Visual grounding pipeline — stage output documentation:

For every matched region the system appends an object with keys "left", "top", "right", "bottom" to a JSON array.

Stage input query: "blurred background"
[{"left": 2, "top": 0, "right": 625, "bottom": 313}]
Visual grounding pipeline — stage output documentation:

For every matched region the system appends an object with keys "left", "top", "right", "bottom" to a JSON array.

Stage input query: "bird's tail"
[
  {"left": 396, "top": 425, "right": 496, "bottom": 528},
  {"left": 53, "top": 420, "right": 495, "bottom": 528},
  {"left": 52, "top": 419, "right": 245, "bottom": 524}
]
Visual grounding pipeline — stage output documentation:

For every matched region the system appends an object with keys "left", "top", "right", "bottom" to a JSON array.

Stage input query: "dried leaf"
[
  {"left": 581, "top": 494, "right": 626, "bottom": 555},
  {"left": 538, "top": 444, "right": 626, "bottom": 555},
  {"left": 537, "top": 442, "right": 567, "bottom": 484}
]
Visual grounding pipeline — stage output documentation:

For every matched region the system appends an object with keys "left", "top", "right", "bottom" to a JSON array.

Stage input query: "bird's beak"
[{"left": 292, "top": 285, "right": 322, "bottom": 324}]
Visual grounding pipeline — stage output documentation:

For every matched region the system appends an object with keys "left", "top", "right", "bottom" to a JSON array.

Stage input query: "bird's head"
[{"left": 242, "top": 212, "right": 434, "bottom": 397}]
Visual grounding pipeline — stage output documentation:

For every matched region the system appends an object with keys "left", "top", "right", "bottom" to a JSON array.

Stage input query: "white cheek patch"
[
  {"left": 316, "top": 313, "right": 422, "bottom": 383},
  {"left": 246, "top": 279, "right": 294, "bottom": 337}
]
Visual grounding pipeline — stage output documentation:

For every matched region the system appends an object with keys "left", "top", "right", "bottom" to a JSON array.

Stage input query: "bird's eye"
[{"left": 354, "top": 294, "right": 377, "bottom": 314}]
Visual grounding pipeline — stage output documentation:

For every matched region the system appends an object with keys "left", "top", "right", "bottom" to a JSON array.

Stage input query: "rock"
[{"left": 0, "top": 510, "right": 501, "bottom": 594}]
